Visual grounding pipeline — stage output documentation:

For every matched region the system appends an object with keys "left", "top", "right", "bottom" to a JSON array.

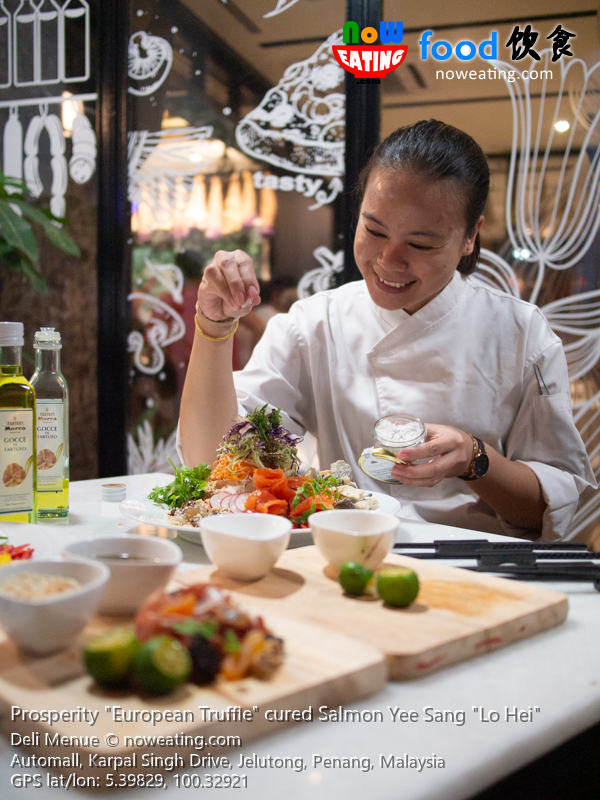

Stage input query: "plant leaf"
[
  {"left": 37, "top": 220, "right": 80, "bottom": 256},
  {"left": 0, "top": 245, "right": 46, "bottom": 292},
  {"left": 0, "top": 201, "right": 38, "bottom": 262},
  {"left": 10, "top": 200, "right": 80, "bottom": 257}
]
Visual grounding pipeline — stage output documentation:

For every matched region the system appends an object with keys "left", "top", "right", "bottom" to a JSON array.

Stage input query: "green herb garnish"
[
  {"left": 290, "top": 474, "right": 341, "bottom": 525},
  {"left": 148, "top": 458, "right": 212, "bottom": 509},
  {"left": 218, "top": 405, "right": 303, "bottom": 476},
  {"left": 172, "top": 620, "right": 218, "bottom": 639},
  {"left": 223, "top": 629, "right": 241, "bottom": 655},
  {"left": 291, "top": 474, "right": 340, "bottom": 511}
]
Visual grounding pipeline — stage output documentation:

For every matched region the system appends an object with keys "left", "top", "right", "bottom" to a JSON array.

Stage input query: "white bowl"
[
  {"left": 62, "top": 535, "right": 182, "bottom": 615},
  {"left": 200, "top": 514, "right": 292, "bottom": 581},
  {"left": 0, "top": 559, "right": 109, "bottom": 655},
  {"left": 310, "top": 509, "right": 399, "bottom": 572}
]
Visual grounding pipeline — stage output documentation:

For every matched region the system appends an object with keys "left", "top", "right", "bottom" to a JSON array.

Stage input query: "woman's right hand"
[{"left": 197, "top": 249, "right": 261, "bottom": 322}]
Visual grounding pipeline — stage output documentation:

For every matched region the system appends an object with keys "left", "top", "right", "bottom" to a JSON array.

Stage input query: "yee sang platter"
[{"left": 149, "top": 406, "right": 383, "bottom": 529}]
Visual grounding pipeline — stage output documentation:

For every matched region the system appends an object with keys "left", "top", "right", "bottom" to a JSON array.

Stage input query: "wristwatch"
[{"left": 459, "top": 436, "right": 489, "bottom": 481}]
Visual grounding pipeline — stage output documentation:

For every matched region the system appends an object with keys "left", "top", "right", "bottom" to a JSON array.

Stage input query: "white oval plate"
[{"left": 120, "top": 491, "right": 401, "bottom": 546}]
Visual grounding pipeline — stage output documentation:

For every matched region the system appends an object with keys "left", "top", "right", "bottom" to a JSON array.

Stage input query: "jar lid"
[
  {"left": 373, "top": 414, "right": 426, "bottom": 450},
  {"left": 34, "top": 327, "right": 61, "bottom": 349},
  {"left": 101, "top": 483, "right": 126, "bottom": 502},
  {"left": 0, "top": 321, "right": 24, "bottom": 346}
]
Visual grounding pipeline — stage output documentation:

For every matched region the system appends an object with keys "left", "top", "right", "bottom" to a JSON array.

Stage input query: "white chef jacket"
[{"left": 231, "top": 271, "right": 596, "bottom": 541}]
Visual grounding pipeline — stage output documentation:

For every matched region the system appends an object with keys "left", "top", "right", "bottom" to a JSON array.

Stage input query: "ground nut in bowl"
[
  {"left": 310, "top": 509, "right": 399, "bottom": 572},
  {"left": 200, "top": 514, "right": 292, "bottom": 581},
  {"left": 62, "top": 535, "right": 182, "bottom": 615},
  {"left": 0, "top": 559, "right": 109, "bottom": 655}
]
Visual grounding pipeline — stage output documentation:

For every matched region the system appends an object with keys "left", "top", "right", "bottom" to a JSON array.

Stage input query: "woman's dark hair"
[{"left": 357, "top": 120, "right": 490, "bottom": 275}]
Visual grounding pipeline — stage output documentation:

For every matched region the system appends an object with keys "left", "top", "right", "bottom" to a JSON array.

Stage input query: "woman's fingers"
[
  {"left": 219, "top": 250, "right": 259, "bottom": 307},
  {"left": 391, "top": 452, "right": 456, "bottom": 486},
  {"left": 393, "top": 424, "right": 474, "bottom": 485},
  {"left": 198, "top": 250, "right": 261, "bottom": 320}
]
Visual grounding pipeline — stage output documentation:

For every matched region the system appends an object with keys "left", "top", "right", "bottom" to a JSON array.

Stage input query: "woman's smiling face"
[{"left": 354, "top": 168, "right": 483, "bottom": 313}]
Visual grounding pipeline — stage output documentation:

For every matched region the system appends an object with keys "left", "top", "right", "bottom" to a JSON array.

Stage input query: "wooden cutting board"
[
  {"left": 0, "top": 608, "right": 386, "bottom": 778},
  {"left": 173, "top": 546, "right": 568, "bottom": 680}
]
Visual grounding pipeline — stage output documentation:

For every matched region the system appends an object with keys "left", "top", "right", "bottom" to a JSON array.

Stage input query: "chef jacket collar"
[{"left": 369, "top": 270, "right": 467, "bottom": 332}]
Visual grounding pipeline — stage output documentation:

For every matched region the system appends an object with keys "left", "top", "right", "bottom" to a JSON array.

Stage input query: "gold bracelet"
[
  {"left": 194, "top": 314, "right": 238, "bottom": 342},
  {"left": 195, "top": 303, "right": 236, "bottom": 326}
]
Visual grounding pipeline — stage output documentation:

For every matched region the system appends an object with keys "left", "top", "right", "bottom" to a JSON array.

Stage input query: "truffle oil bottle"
[
  {"left": 0, "top": 322, "right": 37, "bottom": 523},
  {"left": 30, "top": 328, "right": 69, "bottom": 518}
]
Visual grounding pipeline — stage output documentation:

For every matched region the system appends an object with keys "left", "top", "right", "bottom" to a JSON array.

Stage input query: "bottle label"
[
  {"left": 358, "top": 447, "right": 401, "bottom": 484},
  {"left": 36, "top": 401, "right": 64, "bottom": 492},
  {"left": 0, "top": 409, "right": 35, "bottom": 512}
]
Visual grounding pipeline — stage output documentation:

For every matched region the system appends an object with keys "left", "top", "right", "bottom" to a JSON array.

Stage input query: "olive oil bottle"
[
  {"left": 30, "top": 328, "right": 69, "bottom": 518},
  {"left": 0, "top": 322, "right": 37, "bottom": 523}
]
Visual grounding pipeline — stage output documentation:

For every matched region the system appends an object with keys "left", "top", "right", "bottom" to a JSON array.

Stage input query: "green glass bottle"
[
  {"left": 0, "top": 322, "right": 37, "bottom": 523},
  {"left": 30, "top": 328, "right": 69, "bottom": 519}
]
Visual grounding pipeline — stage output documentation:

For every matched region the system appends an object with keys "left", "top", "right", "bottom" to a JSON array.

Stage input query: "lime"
[
  {"left": 376, "top": 567, "right": 419, "bottom": 608},
  {"left": 339, "top": 561, "right": 375, "bottom": 596},
  {"left": 83, "top": 628, "right": 140, "bottom": 688},
  {"left": 134, "top": 635, "right": 192, "bottom": 695}
]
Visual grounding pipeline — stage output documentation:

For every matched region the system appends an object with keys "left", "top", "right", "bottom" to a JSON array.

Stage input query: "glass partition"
[
  {"left": 0, "top": 0, "right": 98, "bottom": 480},
  {"left": 126, "top": 0, "right": 346, "bottom": 473}
]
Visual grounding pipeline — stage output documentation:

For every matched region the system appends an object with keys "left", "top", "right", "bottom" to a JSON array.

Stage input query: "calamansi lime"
[
  {"left": 376, "top": 567, "right": 419, "bottom": 608},
  {"left": 134, "top": 635, "right": 192, "bottom": 695},
  {"left": 339, "top": 561, "right": 375, "bottom": 596},
  {"left": 83, "top": 628, "right": 140, "bottom": 688}
]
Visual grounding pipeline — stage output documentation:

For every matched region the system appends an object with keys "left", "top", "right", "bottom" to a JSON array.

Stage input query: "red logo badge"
[{"left": 332, "top": 45, "right": 408, "bottom": 79}]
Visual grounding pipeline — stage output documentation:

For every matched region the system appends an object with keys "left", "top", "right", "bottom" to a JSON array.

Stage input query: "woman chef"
[{"left": 178, "top": 120, "right": 595, "bottom": 540}]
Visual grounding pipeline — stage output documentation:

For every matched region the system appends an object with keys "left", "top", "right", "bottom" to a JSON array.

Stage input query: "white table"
[{"left": 1, "top": 474, "right": 598, "bottom": 800}]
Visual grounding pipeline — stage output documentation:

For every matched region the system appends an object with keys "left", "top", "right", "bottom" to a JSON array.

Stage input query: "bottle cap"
[
  {"left": 0, "top": 322, "right": 24, "bottom": 346},
  {"left": 34, "top": 327, "right": 62, "bottom": 349},
  {"left": 101, "top": 483, "right": 126, "bottom": 502}
]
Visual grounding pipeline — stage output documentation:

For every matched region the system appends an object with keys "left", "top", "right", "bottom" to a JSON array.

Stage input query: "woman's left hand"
[{"left": 391, "top": 424, "right": 474, "bottom": 486}]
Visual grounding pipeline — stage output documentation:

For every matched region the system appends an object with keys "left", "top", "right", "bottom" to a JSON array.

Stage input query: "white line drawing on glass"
[
  {"left": 0, "top": 97, "right": 96, "bottom": 216},
  {"left": 473, "top": 249, "right": 520, "bottom": 298},
  {"left": 297, "top": 246, "right": 344, "bottom": 297},
  {"left": 14, "top": 0, "right": 38, "bottom": 86},
  {"left": 471, "top": 49, "right": 600, "bottom": 539},
  {"left": 251, "top": 169, "right": 343, "bottom": 210},
  {"left": 12, "top": 0, "right": 88, "bottom": 87},
  {"left": 264, "top": 0, "right": 302, "bottom": 18},
  {"left": 61, "top": 0, "right": 90, "bottom": 84},
  {"left": 308, "top": 175, "right": 343, "bottom": 209},
  {"left": 128, "top": 125, "right": 213, "bottom": 222},
  {"left": 128, "top": 419, "right": 179, "bottom": 474},
  {"left": 236, "top": 29, "right": 345, "bottom": 176},
  {"left": 144, "top": 257, "right": 184, "bottom": 304},
  {"left": 488, "top": 49, "right": 600, "bottom": 304},
  {"left": 37, "top": 0, "right": 60, "bottom": 84},
  {"left": 3, "top": 107, "right": 23, "bottom": 191},
  {"left": 69, "top": 110, "right": 96, "bottom": 183},
  {"left": 127, "top": 293, "right": 186, "bottom": 376},
  {"left": 128, "top": 31, "right": 173, "bottom": 97},
  {"left": 22, "top": 104, "right": 67, "bottom": 217},
  {"left": 0, "top": 91, "right": 96, "bottom": 110},
  {"left": 0, "top": 1, "right": 12, "bottom": 89}
]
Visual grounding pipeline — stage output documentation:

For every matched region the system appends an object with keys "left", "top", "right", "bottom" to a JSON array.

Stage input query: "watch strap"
[{"left": 459, "top": 436, "right": 487, "bottom": 481}]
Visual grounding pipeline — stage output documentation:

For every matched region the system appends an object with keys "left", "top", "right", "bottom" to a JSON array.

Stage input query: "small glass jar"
[{"left": 359, "top": 414, "right": 427, "bottom": 484}]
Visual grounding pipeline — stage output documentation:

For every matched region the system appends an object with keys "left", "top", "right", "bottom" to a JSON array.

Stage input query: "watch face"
[{"left": 473, "top": 453, "right": 489, "bottom": 478}]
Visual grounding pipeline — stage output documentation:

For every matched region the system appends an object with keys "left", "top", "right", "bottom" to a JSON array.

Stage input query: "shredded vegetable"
[
  {"left": 210, "top": 453, "right": 256, "bottom": 482},
  {"left": 217, "top": 405, "right": 303, "bottom": 476}
]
